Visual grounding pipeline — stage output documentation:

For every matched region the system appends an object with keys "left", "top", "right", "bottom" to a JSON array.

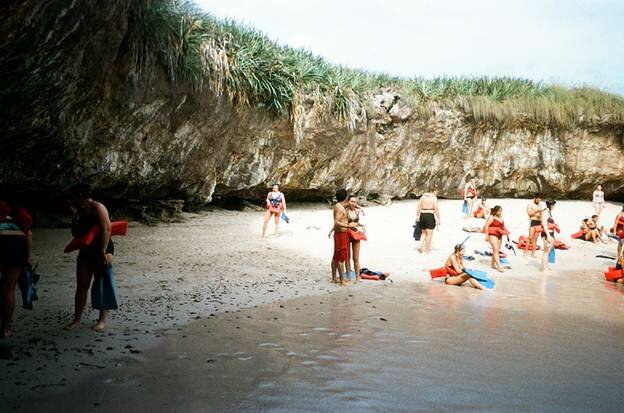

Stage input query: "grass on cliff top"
[{"left": 130, "top": 0, "right": 624, "bottom": 129}]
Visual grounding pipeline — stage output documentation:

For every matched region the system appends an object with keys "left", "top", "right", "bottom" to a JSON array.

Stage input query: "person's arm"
[
  {"left": 463, "top": 184, "right": 469, "bottom": 201},
  {"left": 612, "top": 214, "right": 620, "bottom": 233},
  {"left": 416, "top": 198, "right": 422, "bottom": 221},
  {"left": 333, "top": 206, "right": 349, "bottom": 231},
  {"left": 434, "top": 199, "right": 441, "bottom": 227},
  {"left": 592, "top": 191, "right": 597, "bottom": 202},
  {"left": 281, "top": 193, "right": 286, "bottom": 212},
  {"left": 328, "top": 227, "right": 334, "bottom": 238},
  {"left": 541, "top": 210, "right": 552, "bottom": 242},
  {"left": 94, "top": 202, "right": 112, "bottom": 265},
  {"left": 483, "top": 216, "right": 493, "bottom": 240},
  {"left": 26, "top": 230, "right": 32, "bottom": 266},
  {"left": 265, "top": 193, "right": 271, "bottom": 209}
]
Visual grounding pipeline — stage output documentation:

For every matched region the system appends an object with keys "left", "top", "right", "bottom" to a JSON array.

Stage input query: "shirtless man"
[
  {"left": 525, "top": 194, "right": 542, "bottom": 257},
  {"left": 329, "top": 189, "right": 353, "bottom": 285},
  {"left": 417, "top": 185, "right": 441, "bottom": 254}
]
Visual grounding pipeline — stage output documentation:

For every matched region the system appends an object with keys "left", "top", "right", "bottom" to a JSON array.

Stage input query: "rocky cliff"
[{"left": 1, "top": 0, "right": 623, "bottom": 218}]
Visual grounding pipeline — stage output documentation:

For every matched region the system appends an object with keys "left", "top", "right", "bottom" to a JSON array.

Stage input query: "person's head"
[
  {"left": 347, "top": 195, "right": 358, "bottom": 209},
  {"left": 533, "top": 194, "right": 542, "bottom": 204},
  {"left": 597, "top": 185, "right": 602, "bottom": 191},
  {"left": 582, "top": 218, "right": 589, "bottom": 223},
  {"left": 272, "top": 184, "right": 279, "bottom": 192},
  {"left": 335, "top": 188, "right": 348, "bottom": 203},
  {"left": 545, "top": 199, "right": 556, "bottom": 210},
  {"left": 453, "top": 243, "right": 465, "bottom": 255},
  {"left": 491, "top": 205, "right": 502, "bottom": 217},
  {"left": 465, "top": 175, "right": 472, "bottom": 183},
  {"left": 430, "top": 185, "right": 439, "bottom": 195},
  {"left": 591, "top": 214, "right": 598, "bottom": 221},
  {"left": 65, "top": 183, "right": 92, "bottom": 211}
]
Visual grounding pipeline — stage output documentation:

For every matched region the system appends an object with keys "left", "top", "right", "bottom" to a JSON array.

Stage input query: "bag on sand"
[
  {"left": 413, "top": 221, "right": 422, "bottom": 241},
  {"left": 91, "top": 264, "right": 119, "bottom": 310}
]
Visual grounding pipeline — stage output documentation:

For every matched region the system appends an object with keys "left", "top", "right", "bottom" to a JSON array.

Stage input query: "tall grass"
[{"left": 131, "top": 0, "right": 624, "bottom": 129}]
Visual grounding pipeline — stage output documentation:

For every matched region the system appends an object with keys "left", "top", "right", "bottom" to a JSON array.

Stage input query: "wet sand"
[{"left": 1, "top": 199, "right": 623, "bottom": 411}]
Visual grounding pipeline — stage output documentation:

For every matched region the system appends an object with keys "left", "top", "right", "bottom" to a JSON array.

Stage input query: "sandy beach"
[{"left": 1, "top": 198, "right": 623, "bottom": 411}]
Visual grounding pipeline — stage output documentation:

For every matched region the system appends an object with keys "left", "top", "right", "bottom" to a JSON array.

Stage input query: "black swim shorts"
[
  {"left": 419, "top": 212, "right": 436, "bottom": 230},
  {"left": 530, "top": 220, "right": 542, "bottom": 227}
]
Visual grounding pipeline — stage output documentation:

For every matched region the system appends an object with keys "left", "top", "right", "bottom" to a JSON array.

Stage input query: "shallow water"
[{"left": 18, "top": 270, "right": 624, "bottom": 413}]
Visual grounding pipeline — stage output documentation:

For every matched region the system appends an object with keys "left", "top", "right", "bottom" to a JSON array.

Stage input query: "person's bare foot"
[
  {"left": 0, "top": 328, "right": 12, "bottom": 338},
  {"left": 63, "top": 320, "right": 81, "bottom": 331},
  {"left": 331, "top": 278, "right": 339, "bottom": 284},
  {"left": 340, "top": 280, "right": 347, "bottom": 286},
  {"left": 93, "top": 321, "right": 106, "bottom": 332}
]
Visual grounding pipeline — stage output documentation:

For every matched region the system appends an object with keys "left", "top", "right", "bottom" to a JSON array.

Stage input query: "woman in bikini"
[
  {"left": 0, "top": 198, "right": 33, "bottom": 338},
  {"left": 463, "top": 177, "right": 478, "bottom": 216},
  {"left": 592, "top": 185, "right": 605, "bottom": 216},
  {"left": 417, "top": 186, "right": 441, "bottom": 254},
  {"left": 484, "top": 205, "right": 507, "bottom": 272},
  {"left": 345, "top": 195, "right": 366, "bottom": 282},
  {"left": 262, "top": 184, "right": 286, "bottom": 237},
  {"left": 582, "top": 218, "right": 601, "bottom": 243},
  {"left": 444, "top": 244, "right": 484, "bottom": 290},
  {"left": 540, "top": 200, "right": 557, "bottom": 273}
]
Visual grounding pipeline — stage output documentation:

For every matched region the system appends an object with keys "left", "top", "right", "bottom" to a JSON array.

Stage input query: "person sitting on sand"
[
  {"left": 443, "top": 244, "right": 484, "bottom": 290},
  {"left": 417, "top": 185, "right": 441, "bottom": 254},
  {"left": 484, "top": 205, "right": 507, "bottom": 272},
  {"left": 463, "top": 177, "right": 478, "bottom": 216},
  {"left": 262, "top": 184, "right": 286, "bottom": 237},
  {"left": 329, "top": 189, "right": 352, "bottom": 285},
  {"left": 582, "top": 218, "right": 602, "bottom": 243},
  {"left": 346, "top": 195, "right": 365, "bottom": 282},
  {"left": 611, "top": 205, "right": 624, "bottom": 238},
  {"left": 591, "top": 214, "right": 607, "bottom": 242},
  {"left": 540, "top": 200, "right": 557, "bottom": 273},
  {"left": 592, "top": 185, "right": 605, "bottom": 217},
  {"left": 0, "top": 198, "right": 33, "bottom": 338},
  {"left": 473, "top": 196, "right": 490, "bottom": 219},
  {"left": 64, "top": 184, "right": 115, "bottom": 332},
  {"left": 525, "top": 194, "right": 542, "bottom": 257}
]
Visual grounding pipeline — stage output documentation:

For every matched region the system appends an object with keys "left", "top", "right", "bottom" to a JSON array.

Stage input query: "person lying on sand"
[{"left": 443, "top": 244, "right": 484, "bottom": 290}]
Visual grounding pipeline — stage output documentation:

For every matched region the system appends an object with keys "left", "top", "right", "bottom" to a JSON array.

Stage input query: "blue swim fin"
[
  {"left": 464, "top": 268, "right": 496, "bottom": 289},
  {"left": 548, "top": 247, "right": 556, "bottom": 264},
  {"left": 91, "top": 265, "right": 119, "bottom": 310}
]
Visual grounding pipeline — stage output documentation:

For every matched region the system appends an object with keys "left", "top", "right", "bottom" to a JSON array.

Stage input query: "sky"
[{"left": 195, "top": 0, "right": 624, "bottom": 95}]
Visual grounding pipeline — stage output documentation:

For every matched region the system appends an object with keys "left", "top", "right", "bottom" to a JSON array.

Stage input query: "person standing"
[
  {"left": 417, "top": 186, "right": 441, "bottom": 254},
  {"left": 592, "top": 185, "right": 605, "bottom": 217},
  {"left": 611, "top": 205, "right": 624, "bottom": 239},
  {"left": 463, "top": 178, "right": 478, "bottom": 216},
  {"left": 484, "top": 205, "right": 507, "bottom": 272},
  {"left": 525, "top": 194, "right": 542, "bottom": 257},
  {"left": 262, "top": 184, "right": 286, "bottom": 237},
  {"left": 540, "top": 200, "right": 557, "bottom": 273},
  {"left": 329, "top": 189, "right": 351, "bottom": 285},
  {"left": 63, "top": 184, "right": 115, "bottom": 332},
  {"left": 346, "top": 195, "right": 366, "bottom": 282},
  {"left": 0, "top": 199, "right": 33, "bottom": 338}
]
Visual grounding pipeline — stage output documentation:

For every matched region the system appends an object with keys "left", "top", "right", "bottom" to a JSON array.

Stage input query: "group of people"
[{"left": 0, "top": 185, "right": 118, "bottom": 338}]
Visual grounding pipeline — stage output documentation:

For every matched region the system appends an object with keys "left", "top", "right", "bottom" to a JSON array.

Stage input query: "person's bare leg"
[
  {"left": 525, "top": 227, "right": 535, "bottom": 256},
  {"left": 64, "top": 257, "right": 93, "bottom": 331},
  {"left": 424, "top": 229, "right": 433, "bottom": 253},
  {"left": 541, "top": 242, "right": 552, "bottom": 273},
  {"left": 93, "top": 254, "right": 113, "bottom": 332},
  {"left": 352, "top": 241, "right": 361, "bottom": 282},
  {"left": 337, "top": 261, "right": 346, "bottom": 285},
  {"left": 445, "top": 274, "right": 469, "bottom": 286},
  {"left": 0, "top": 266, "right": 21, "bottom": 338},
  {"left": 274, "top": 214, "right": 280, "bottom": 237},
  {"left": 261, "top": 211, "right": 271, "bottom": 237},
  {"left": 467, "top": 277, "right": 485, "bottom": 290},
  {"left": 529, "top": 230, "right": 539, "bottom": 258},
  {"left": 331, "top": 260, "right": 338, "bottom": 283},
  {"left": 491, "top": 236, "right": 503, "bottom": 272}
]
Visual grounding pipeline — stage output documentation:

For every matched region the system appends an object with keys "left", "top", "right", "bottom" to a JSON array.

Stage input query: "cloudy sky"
[{"left": 196, "top": 0, "right": 624, "bottom": 95}]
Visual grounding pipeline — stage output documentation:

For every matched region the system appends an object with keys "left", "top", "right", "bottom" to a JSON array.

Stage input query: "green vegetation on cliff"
[{"left": 132, "top": 0, "right": 624, "bottom": 129}]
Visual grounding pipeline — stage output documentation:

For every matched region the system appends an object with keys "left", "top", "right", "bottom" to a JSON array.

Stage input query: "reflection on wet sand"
[{"left": 19, "top": 270, "right": 624, "bottom": 413}]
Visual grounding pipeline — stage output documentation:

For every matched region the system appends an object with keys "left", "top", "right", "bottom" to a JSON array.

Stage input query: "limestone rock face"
[{"left": 1, "top": 0, "right": 623, "bottom": 210}]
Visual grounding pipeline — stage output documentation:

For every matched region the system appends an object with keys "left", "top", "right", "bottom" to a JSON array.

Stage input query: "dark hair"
[
  {"left": 591, "top": 214, "right": 598, "bottom": 219},
  {"left": 431, "top": 185, "right": 439, "bottom": 192},
  {"left": 491, "top": 205, "right": 502, "bottom": 216},
  {"left": 545, "top": 200, "right": 556, "bottom": 209},
  {"left": 454, "top": 244, "right": 464, "bottom": 253},
  {"left": 582, "top": 218, "right": 589, "bottom": 222},
  {"left": 66, "top": 182, "right": 91, "bottom": 200},
  {"left": 534, "top": 193, "right": 542, "bottom": 199},
  {"left": 465, "top": 175, "right": 472, "bottom": 183},
  {"left": 335, "top": 189, "right": 348, "bottom": 202},
  {"left": 348, "top": 194, "right": 357, "bottom": 201}
]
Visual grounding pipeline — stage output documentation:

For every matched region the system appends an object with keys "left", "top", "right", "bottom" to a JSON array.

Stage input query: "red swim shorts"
[{"left": 333, "top": 231, "right": 350, "bottom": 262}]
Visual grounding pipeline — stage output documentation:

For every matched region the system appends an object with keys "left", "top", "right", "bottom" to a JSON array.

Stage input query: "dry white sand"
[{"left": 1, "top": 198, "right": 622, "bottom": 407}]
